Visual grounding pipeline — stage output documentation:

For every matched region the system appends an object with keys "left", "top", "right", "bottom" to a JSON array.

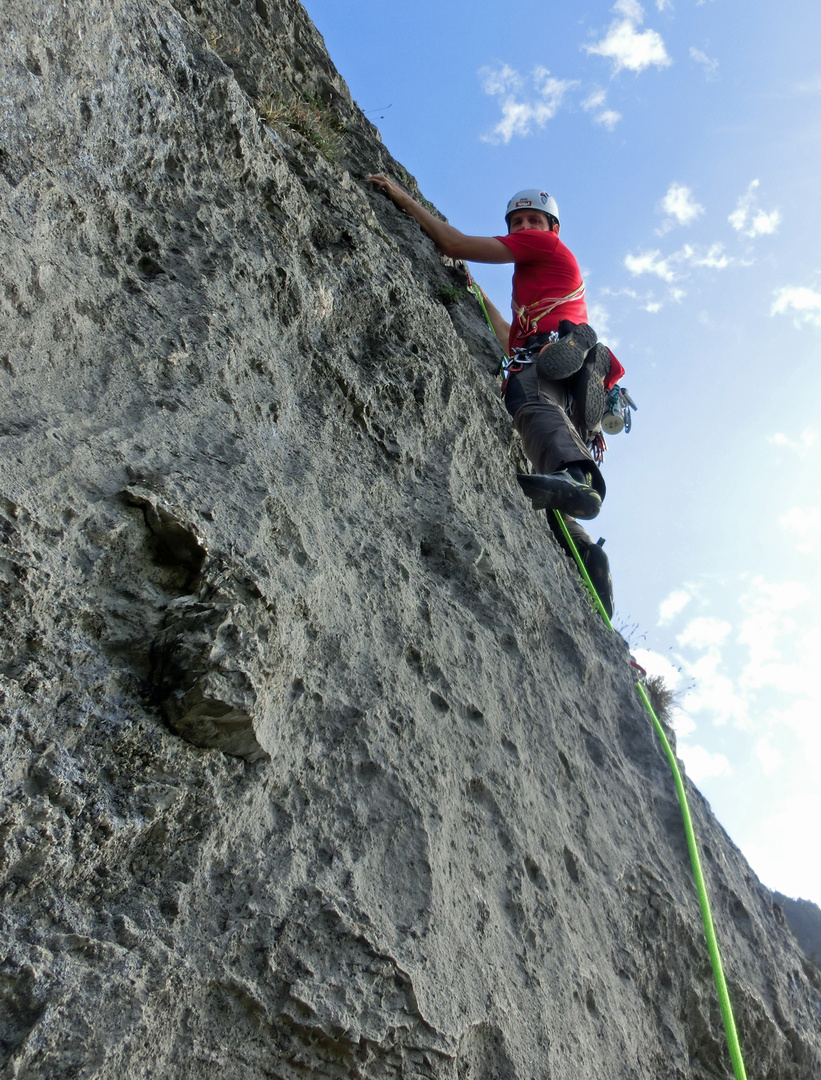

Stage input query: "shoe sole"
[
  {"left": 572, "top": 344, "right": 612, "bottom": 432},
  {"left": 517, "top": 473, "right": 602, "bottom": 520},
  {"left": 536, "top": 323, "right": 597, "bottom": 381}
]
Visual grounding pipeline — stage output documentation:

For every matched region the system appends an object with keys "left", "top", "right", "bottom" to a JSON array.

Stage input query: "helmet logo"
[{"left": 513, "top": 193, "right": 550, "bottom": 211}]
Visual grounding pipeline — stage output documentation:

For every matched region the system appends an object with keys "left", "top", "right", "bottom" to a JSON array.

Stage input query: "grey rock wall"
[{"left": 1, "top": 1, "right": 819, "bottom": 1078}]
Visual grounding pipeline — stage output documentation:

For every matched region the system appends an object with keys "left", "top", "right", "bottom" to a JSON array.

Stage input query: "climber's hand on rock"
[{"left": 367, "top": 175, "right": 410, "bottom": 210}]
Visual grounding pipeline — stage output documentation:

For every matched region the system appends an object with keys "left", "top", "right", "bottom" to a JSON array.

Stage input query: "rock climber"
[{"left": 366, "top": 175, "right": 620, "bottom": 617}]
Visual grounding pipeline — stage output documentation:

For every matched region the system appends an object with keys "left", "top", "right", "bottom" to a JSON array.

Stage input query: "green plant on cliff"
[
  {"left": 257, "top": 94, "right": 344, "bottom": 161},
  {"left": 436, "top": 283, "right": 463, "bottom": 308}
]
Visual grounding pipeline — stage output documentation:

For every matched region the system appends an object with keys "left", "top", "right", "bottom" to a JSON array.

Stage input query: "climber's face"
[{"left": 507, "top": 209, "right": 559, "bottom": 234}]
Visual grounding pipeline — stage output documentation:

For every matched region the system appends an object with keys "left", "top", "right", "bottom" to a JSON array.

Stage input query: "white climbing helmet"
[{"left": 505, "top": 189, "right": 560, "bottom": 226}]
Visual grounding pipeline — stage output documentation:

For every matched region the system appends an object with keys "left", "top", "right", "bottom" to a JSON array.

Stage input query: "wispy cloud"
[
  {"left": 479, "top": 65, "right": 578, "bottom": 144},
  {"left": 729, "top": 180, "right": 781, "bottom": 238},
  {"left": 778, "top": 505, "right": 821, "bottom": 554},
  {"left": 794, "top": 75, "right": 821, "bottom": 94},
  {"left": 737, "top": 577, "right": 810, "bottom": 694},
  {"left": 585, "top": 0, "right": 671, "bottom": 74},
  {"left": 771, "top": 285, "right": 821, "bottom": 328},
  {"left": 680, "top": 650, "right": 747, "bottom": 726},
  {"left": 658, "top": 183, "right": 704, "bottom": 232},
  {"left": 766, "top": 429, "right": 818, "bottom": 456},
  {"left": 601, "top": 284, "right": 666, "bottom": 313},
  {"left": 479, "top": 63, "right": 521, "bottom": 97},
  {"left": 689, "top": 47, "right": 719, "bottom": 77},
  {"left": 680, "top": 243, "right": 730, "bottom": 269},
  {"left": 677, "top": 616, "right": 732, "bottom": 650},
  {"left": 586, "top": 300, "right": 617, "bottom": 346},
  {"left": 658, "top": 588, "right": 692, "bottom": 624},
  {"left": 754, "top": 735, "right": 783, "bottom": 777},
  {"left": 678, "top": 743, "right": 732, "bottom": 782},
  {"left": 624, "top": 249, "right": 676, "bottom": 282},
  {"left": 624, "top": 242, "right": 732, "bottom": 282},
  {"left": 581, "top": 89, "right": 622, "bottom": 130},
  {"left": 743, "top": 791, "right": 821, "bottom": 900}
]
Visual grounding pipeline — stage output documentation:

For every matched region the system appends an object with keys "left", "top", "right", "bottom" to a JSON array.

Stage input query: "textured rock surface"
[
  {"left": 1, "top": 1, "right": 820, "bottom": 1078},
  {"left": 774, "top": 894, "right": 821, "bottom": 968}
]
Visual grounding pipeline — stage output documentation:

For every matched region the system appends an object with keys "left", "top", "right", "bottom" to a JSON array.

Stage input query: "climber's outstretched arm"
[{"left": 367, "top": 175, "right": 513, "bottom": 264}]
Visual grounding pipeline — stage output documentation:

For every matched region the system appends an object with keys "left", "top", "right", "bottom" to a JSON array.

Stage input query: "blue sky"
[{"left": 301, "top": 0, "right": 821, "bottom": 907}]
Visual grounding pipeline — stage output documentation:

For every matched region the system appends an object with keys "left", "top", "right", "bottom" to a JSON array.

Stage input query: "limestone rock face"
[{"left": 1, "top": 2, "right": 819, "bottom": 1078}]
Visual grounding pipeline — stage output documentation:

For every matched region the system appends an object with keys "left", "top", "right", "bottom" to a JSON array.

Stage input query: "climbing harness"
[
  {"left": 513, "top": 283, "right": 587, "bottom": 340},
  {"left": 461, "top": 265, "right": 631, "bottom": 457},
  {"left": 553, "top": 512, "right": 749, "bottom": 1080}
]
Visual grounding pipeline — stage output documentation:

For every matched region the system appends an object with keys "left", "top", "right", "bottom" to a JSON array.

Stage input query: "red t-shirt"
[{"left": 494, "top": 230, "right": 588, "bottom": 351}]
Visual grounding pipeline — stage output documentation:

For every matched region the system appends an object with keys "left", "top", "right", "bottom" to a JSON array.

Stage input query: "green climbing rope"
[
  {"left": 463, "top": 275, "right": 749, "bottom": 1076},
  {"left": 464, "top": 269, "right": 749, "bottom": 1073},
  {"left": 553, "top": 510, "right": 749, "bottom": 1080}
]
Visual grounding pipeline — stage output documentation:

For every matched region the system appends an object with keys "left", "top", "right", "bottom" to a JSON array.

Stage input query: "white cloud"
[
  {"left": 678, "top": 650, "right": 748, "bottom": 726},
  {"left": 581, "top": 89, "right": 622, "bottom": 130},
  {"left": 659, "top": 588, "right": 692, "bottom": 623},
  {"left": 479, "top": 65, "right": 578, "bottom": 144},
  {"left": 680, "top": 242, "right": 730, "bottom": 269},
  {"left": 754, "top": 735, "right": 783, "bottom": 776},
  {"left": 585, "top": 1, "right": 671, "bottom": 74},
  {"left": 582, "top": 89, "right": 606, "bottom": 109},
  {"left": 685, "top": 244, "right": 730, "bottom": 269},
  {"left": 479, "top": 64, "right": 522, "bottom": 96},
  {"left": 737, "top": 576, "right": 812, "bottom": 696},
  {"left": 729, "top": 180, "right": 781, "bottom": 238},
  {"left": 624, "top": 243, "right": 733, "bottom": 283},
  {"left": 586, "top": 300, "right": 616, "bottom": 345},
  {"left": 615, "top": 0, "right": 644, "bottom": 17},
  {"left": 677, "top": 616, "right": 732, "bottom": 650},
  {"left": 601, "top": 283, "right": 669, "bottom": 312},
  {"left": 689, "top": 47, "right": 719, "bottom": 76},
  {"left": 779, "top": 505, "right": 821, "bottom": 553},
  {"left": 766, "top": 429, "right": 818, "bottom": 456},
  {"left": 771, "top": 285, "right": 821, "bottom": 328},
  {"left": 678, "top": 743, "right": 732, "bottom": 782},
  {"left": 772, "top": 681, "right": 821, "bottom": 752},
  {"left": 597, "top": 109, "right": 623, "bottom": 130},
  {"left": 624, "top": 249, "right": 676, "bottom": 282},
  {"left": 659, "top": 182, "right": 704, "bottom": 229},
  {"left": 741, "top": 792, "right": 821, "bottom": 902},
  {"left": 794, "top": 75, "right": 821, "bottom": 94}
]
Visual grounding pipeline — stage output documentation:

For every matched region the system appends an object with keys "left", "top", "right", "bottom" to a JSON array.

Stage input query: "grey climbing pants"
[{"left": 507, "top": 364, "right": 606, "bottom": 500}]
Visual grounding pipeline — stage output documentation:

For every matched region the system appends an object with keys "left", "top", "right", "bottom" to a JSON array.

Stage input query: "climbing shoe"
[
  {"left": 579, "top": 538, "right": 614, "bottom": 618},
  {"left": 536, "top": 322, "right": 597, "bottom": 381},
  {"left": 517, "top": 465, "right": 602, "bottom": 520},
  {"left": 570, "top": 343, "right": 612, "bottom": 435}
]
